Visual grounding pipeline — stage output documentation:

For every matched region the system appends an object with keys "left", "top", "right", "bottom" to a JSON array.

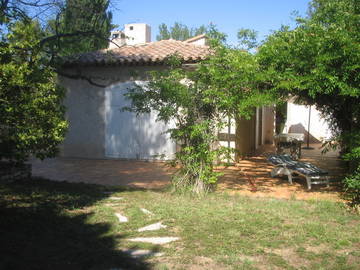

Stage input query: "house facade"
[
  {"left": 284, "top": 99, "right": 332, "bottom": 143},
  {"left": 60, "top": 24, "right": 274, "bottom": 161}
]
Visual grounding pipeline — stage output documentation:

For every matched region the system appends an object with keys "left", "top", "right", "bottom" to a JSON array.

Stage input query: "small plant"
[
  {"left": 344, "top": 168, "right": 360, "bottom": 207},
  {"left": 342, "top": 131, "right": 360, "bottom": 206},
  {"left": 125, "top": 56, "right": 233, "bottom": 194}
]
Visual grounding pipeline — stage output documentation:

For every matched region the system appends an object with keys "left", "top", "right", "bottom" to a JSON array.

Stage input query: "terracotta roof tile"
[{"left": 64, "top": 39, "right": 210, "bottom": 67}]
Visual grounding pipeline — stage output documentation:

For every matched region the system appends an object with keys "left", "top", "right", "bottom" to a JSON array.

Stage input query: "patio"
[
  {"left": 31, "top": 144, "right": 346, "bottom": 201},
  {"left": 217, "top": 144, "right": 346, "bottom": 201}
]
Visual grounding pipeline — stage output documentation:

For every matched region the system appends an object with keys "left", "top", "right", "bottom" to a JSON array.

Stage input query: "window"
[
  {"left": 129, "top": 26, "right": 134, "bottom": 30},
  {"left": 112, "top": 33, "right": 119, "bottom": 39}
]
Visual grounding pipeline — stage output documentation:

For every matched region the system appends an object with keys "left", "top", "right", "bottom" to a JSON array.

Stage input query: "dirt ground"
[{"left": 31, "top": 144, "right": 346, "bottom": 201}]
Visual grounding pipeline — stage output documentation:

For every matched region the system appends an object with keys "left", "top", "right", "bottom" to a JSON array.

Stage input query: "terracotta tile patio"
[
  {"left": 31, "top": 158, "right": 173, "bottom": 189},
  {"left": 217, "top": 144, "right": 346, "bottom": 201},
  {"left": 31, "top": 144, "right": 346, "bottom": 201}
]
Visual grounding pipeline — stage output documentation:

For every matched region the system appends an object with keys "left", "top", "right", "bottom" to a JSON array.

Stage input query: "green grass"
[{"left": 1, "top": 178, "right": 359, "bottom": 270}]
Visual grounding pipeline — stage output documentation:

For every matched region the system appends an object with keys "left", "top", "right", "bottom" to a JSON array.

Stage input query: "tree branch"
[
  {"left": 39, "top": 30, "right": 95, "bottom": 47},
  {"left": 56, "top": 69, "right": 109, "bottom": 88},
  {"left": 39, "top": 30, "right": 122, "bottom": 49}
]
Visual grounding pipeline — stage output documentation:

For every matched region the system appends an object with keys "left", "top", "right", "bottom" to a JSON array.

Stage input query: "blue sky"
[{"left": 111, "top": 0, "right": 311, "bottom": 45}]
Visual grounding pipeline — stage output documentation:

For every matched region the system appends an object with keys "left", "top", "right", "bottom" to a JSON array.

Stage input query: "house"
[
  {"left": 284, "top": 99, "right": 332, "bottom": 143},
  {"left": 108, "top": 23, "right": 151, "bottom": 49},
  {"left": 59, "top": 23, "right": 275, "bottom": 161}
]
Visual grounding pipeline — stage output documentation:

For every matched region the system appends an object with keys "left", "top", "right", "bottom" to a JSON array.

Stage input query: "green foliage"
[
  {"left": 342, "top": 131, "right": 360, "bottom": 206},
  {"left": 344, "top": 169, "right": 360, "bottom": 207},
  {"left": 237, "top": 28, "right": 258, "bottom": 50},
  {"left": 259, "top": 0, "right": 359, "bottom": 130},
  {"left": 156, "top": 22, "right": 208, "bottom": 41},
  {"left": 0, "top": 21, "right": 68, "bottom": 163},
  {"left": 47, "top": 0, "right": 114, "bottom": 56},
  {"left": 125, "top": 33, "right": 276, "bottom": 194},
  {"left": 258, "top": 0, "right": 360, "bottom": 204},
  {"left": 0, "top": 1, "right": 116, "bottom": 164},
  {"left": 157, "top": 23, "right": 171, "bottom": 40}
]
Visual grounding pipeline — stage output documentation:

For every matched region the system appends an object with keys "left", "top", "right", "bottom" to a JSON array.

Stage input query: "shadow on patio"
[{"left": 217, "top": 143, "right": 346, "bottom": 201}]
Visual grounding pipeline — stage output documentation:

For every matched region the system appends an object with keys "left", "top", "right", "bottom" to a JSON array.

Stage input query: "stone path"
[
  {"left": 137, "top": 222, "right": 167, "bottom": 232},
  {"left": 128, "top": 237, "right": 179, "bottom": 244},
  {"left": 121, "top": 249, "right": 164, "bottom": 258},
  {"left": 140, "top": 208, "right": 154, "bottom": 215},
  {"left": 106, "top": 195, "right": 180, "bottom": 262},
  {"left": 109, "top": 197, "right": 124, "bottom": 200},
  {"left": 115, "top": 213, "right": 128, "bottom": 223}
]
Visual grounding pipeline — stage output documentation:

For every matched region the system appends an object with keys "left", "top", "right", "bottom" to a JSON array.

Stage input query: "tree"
[
  {"left": 258, "top": 0, "right": 360, "bottom": 203},
  {"left": 156, "top": 22, "right": 208, "bottom": 41},
  {"left": 126, "top": 29, "right": 276, "bottom": 194},
  {"left": 259, "top": 0, "right": 359, "bottom": 140},
  {"left": 0, "top": 21, "right": 67, "bottom": 163},
  {"left": 237, "top": 28, "right": 258, "bottom": 50},
  {"left": 157, "top": 23, "right": 171, "bottom": 40},
  {"left": 47, "top": 0, "right": 114, "bottom": 56},
  {"left": 0, "top": 0, "right": 116, "bottom": 163}
]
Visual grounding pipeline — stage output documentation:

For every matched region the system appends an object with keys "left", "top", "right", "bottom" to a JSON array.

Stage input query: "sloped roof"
[
  {"left": 63, "top": 39, "right": 210, "bottom": 67},
  {"left": 184, "top": 34, "right": 207, "bottom": 43}
]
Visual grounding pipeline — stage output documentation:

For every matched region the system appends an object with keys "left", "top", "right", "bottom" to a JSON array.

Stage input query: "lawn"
[{"left": 1, "top": 178, "right": 359, "bottom": 270}]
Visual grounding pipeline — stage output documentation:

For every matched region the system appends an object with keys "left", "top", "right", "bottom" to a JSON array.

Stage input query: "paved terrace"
[
  {"left": 31, "top": 144, "right": 346, "bottom": 201},
  {"left": 217, "top": 144, "right": 346, "bottom": 201}
]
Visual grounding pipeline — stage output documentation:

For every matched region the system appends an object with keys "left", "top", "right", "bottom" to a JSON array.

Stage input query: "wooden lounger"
[{"left": 267, "top": 154, "right": 330, "bottom": 190}]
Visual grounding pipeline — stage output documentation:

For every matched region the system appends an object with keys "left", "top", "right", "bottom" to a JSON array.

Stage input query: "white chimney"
[{"left": 124, "top": 23, "right": 151, "bottom": 45}]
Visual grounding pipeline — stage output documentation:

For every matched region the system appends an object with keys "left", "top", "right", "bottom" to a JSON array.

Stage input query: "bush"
[
  {"left": 344, "top": 169, "right": 360, "bottom": 207},
  {"left": 342, "top": 132, "right": 360, "bottom": 206},
  {"left": 0, "top": 21, "right": 67, "bottom": 163}
]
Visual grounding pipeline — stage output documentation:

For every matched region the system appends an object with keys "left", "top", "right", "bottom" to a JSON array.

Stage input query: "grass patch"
[{"left": 1, "top": 178, "right": 359, "bottom": 269}]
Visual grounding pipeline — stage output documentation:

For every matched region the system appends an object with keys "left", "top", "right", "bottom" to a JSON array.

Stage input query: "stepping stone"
[
  {"left": 104, "top": 203, "right": 118, "bottom": 207},
  {"left": 137, "top": 222, "right": 167, "bottom": 232},
  {"left": 109, "top": 197, "right": 124, "bottom": 200},
  {"left": 121, "top": 249, "right": 164, "bottom": 258},
  {"left": 115, "top": 213, "right": 128, "bottom": 223},
  {"left": 128, "top": 237, "right": 179, "bottom": 245},
  {"left": 140, "top": 208, "right": 154, "bottom": 215}
]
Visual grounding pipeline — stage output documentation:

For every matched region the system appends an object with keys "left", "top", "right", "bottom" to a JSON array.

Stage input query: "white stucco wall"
[
  {"left": 218, "top": 116, "right": 236, "bottom": 161},
  {"left": 60, "top": 76, "right": 106, "bottom": 159},
  {"left": 104, "top": 81, "right": 176, "bottom": 160},
  {"left": 60, "top": 65, "right": 267, "bottom": 160},
  {"left": 187, "top": 37, "right": 207, "bottom": 46},
  {"left": 285, "top": 101, "right": 332, "bottom": 143},
  {"left": 124, "top": 23, "right": 151, "bottom": 45},
  {"left": 60, "top": 66, "right": 175, "bottom": 160}
]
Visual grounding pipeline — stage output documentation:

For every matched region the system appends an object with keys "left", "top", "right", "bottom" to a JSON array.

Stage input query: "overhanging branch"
[{"left": 56, "top": 69, "right": 108, "bottom": 88}]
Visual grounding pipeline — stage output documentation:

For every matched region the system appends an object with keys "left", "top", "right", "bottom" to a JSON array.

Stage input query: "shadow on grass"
[{"left": 0, "top": 178, "right": 153, "bottom": 270}]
